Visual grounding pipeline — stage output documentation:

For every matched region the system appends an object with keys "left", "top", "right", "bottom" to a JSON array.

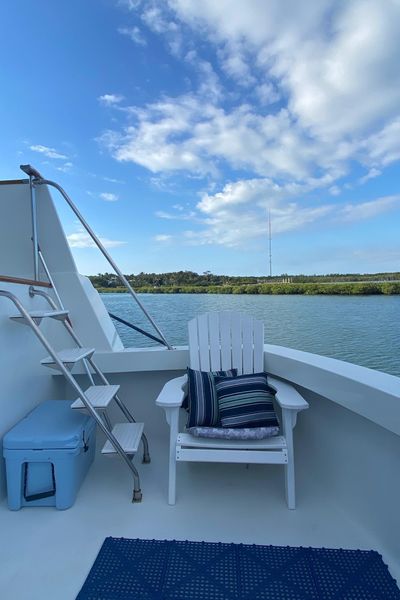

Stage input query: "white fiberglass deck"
[{"left": 0, "top": 436, "right": 392, "bottom": 600}]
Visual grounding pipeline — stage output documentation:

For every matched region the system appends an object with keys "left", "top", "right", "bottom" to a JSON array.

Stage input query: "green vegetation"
[
  {"left": 89, "top": 271, "right": 400, "bottom": 295},
  {"left": 90, "top": 270, "right": 400, "bottom": 289}
]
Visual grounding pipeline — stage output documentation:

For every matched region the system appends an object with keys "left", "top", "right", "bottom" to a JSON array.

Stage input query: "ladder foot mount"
[{"left": 132, "top": 489, "right": 143, "bottom": 503}]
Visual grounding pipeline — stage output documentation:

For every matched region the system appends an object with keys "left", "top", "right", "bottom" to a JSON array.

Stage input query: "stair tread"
[
  {"left": 102, "top": 423, "right": 144, "bottom": 455},
  {"left": 10, "top": 310, "right": 69, "bottom": 324},
  {"left": 71, "top": 385, "right": 120, "bottom": 410},
  {"left": 41, "top": 347, "right": 95, "bottom": 367}
]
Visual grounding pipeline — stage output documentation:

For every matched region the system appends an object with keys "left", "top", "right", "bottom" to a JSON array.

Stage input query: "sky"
[{"left": 1, "top": 0, "right": 400, "bottom": 276}]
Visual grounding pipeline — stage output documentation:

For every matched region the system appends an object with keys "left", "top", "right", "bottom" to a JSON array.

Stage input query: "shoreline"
[{"left": 95, "top": 282, "right": 400, "bottom": 296}]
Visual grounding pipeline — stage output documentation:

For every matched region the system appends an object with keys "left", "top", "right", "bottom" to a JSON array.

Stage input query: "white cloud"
[
  {"left": 99, "top": 192, "right": 119, "bottom": 201},
  {"left": 108, "top": 0, "right": 400, "bottom": 249},
  {"left": 329, "top": 186, "right": 341, "bottom": 196},
  {"left": 118, "top": 26, "right": 147, "bottom": 46},
  {"left": 99, "top": 97, "right": 344, "bottom": 180},
  {"left": 98, "top": 94, "right": 125, "bottom": 106},
  {"left": 102, "top": 176, "right": 125, "bottom": 184},
  {"left": 30, "top": 145, "right": 68, "bottom": 160},
  {"left": 255, "top": 82, "right": 280, "bottom": 105},
  {"left": 148, "top": 175, "right": 178, "bottom": 192},
  {"left": 88, "top": 172, "right": 125, "bottom": 184},
  {"left": 118, "top": 0, "right": 141, "bottom": 10},
  {"left": 67, "top": 228, "right": 126, "bottom": 248},
  {"left": 362, "top": 118, "right": 400, "bottom": 168},
  {"left": 359, "top": 168, "right": 381, "bottom": 185},
  {"left": 107, "top": 0, "right": 400, "bottom": 175},
  {"left": 155, "top": 209, "right": 196, "bottom": 220},
  {"left": 56, "top": 162, "right": 73, "bottom": 173},
  {"left": 184, "top": 51, "right": 221, "bottom": 99},
  {"left": 190, "top": 178, "right": 335, "bottom": 246},
  {"left": 181, "top": 179, "right": 400, "bottom": 248},
  {"left": 338, "top": 195, "right": 400, "bottom": 223},
  {"left": 141, "top": 5, "right": 178, "bottom": 34},
  {"left": 168, "top": 0, "right": 400, "bottom": 140},
  {"left": 217, "top": 41, "right": 256, "bottom": 87},
  {"left": 98, "top": 96, "right": 216, "bottom": 175},
  {"left": 283, "top": 1, "right": 400, "bottom": 139},
  {"left": 154, "top": 234, "right": 173, "bottom": 242}
]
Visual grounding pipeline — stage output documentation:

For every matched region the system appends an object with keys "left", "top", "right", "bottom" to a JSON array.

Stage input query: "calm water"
[{"left": 101, "top": 293, "right": 400, "bottom": 377}]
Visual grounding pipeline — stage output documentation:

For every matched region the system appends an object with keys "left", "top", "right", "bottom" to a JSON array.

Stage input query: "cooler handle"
[{"left": 23, "top": 463, "right": 56, "bottom": 502}]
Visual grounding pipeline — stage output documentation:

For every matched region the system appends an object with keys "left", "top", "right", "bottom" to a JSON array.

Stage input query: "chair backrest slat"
[
  {"left": 219, "top": 311, "right": 233, "bottom": 370},
  {"left": 188, "top": 317, "right": 200, "bottom": 370},
  {"left": 241, "top": 314, "right": 254, "bottom": 374},
  {"left": 208, "top": 312, "right": 222, "bottom": 370},
  {"left": 231, "top": 315, "right": 243, "bottom": 374},
  {"left": 188, "top": 311, "right": 264, "bottom": 374},
  {"left": 253, "top": 322, "right": 264, "bottom": 372},
  {"left": 197, "top": 313, "right": 211, "bottom": 371}
]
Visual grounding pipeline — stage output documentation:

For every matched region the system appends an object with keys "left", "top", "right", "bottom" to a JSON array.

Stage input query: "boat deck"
[{"left": 0, "top": 435, "right": 397, "bottom": 600}]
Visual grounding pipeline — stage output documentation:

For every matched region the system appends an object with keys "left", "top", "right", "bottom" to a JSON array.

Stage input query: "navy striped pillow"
[
  {"left": 214, "top": 372, "right": 279, "bottom": 429},
  {"left": 187, "top": 368, "right": 237, "bottom": 427}
]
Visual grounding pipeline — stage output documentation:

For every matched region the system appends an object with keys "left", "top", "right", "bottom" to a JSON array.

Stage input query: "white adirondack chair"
[{"left": 156, "top": 311, "right": 308, "bottom": 508}]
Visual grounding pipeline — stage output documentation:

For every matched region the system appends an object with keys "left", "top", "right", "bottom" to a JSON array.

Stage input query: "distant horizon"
[
  {"left": 87, "top": 269, "right": 400, "bottom": 278},
  {"left": 1, "top": 1, "right": 400, "bottom": 276}
]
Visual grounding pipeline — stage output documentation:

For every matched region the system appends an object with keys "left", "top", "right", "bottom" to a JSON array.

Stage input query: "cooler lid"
[{"left": 3, "top": 400, "right": 95, "bottom": 450}]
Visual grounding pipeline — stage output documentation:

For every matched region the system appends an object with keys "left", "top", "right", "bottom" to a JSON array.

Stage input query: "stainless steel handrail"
[
  {"left": 38, "top": 247, "right": 65, "bottom": 310},
  {"left": 20, "top": 164, "right": 172, "bottom": 350},
  {"left": 108, "top": 311, "right": 168, "bottom": 347},
  {"left": 20, "top": 165, "right": 42, "bottom": 281}
]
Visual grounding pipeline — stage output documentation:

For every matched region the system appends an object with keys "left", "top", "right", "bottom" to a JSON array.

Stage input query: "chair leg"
[
  {"left": 284, "top": 459, "right": 295, "bottom": 509},
  {"left": 168, "top": 453, "right": 176, "bottom": 505},
  {"left": 166, "top": 407, "right": 179, "bottom": 505},
  {"left": 282, "top": 408, "right": 296, "bottom": 509}
]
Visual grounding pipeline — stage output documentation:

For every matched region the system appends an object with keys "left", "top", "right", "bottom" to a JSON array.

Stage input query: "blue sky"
[{"left": 1, "top": 0, "right": 399, "bottom": 276}]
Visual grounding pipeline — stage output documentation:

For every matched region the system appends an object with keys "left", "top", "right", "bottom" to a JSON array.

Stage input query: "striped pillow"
[
  {"left": 187, "top": 368, "right": 237, "bottom": 427},
  {"left": 214, "top": 372, "right": 279, "bottom": 429}
]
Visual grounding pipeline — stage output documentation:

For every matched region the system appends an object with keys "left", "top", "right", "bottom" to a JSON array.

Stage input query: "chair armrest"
[
  {"left": 156, "top": 375, "right": 188, "bottom": 408},
  {"left": 268, "top": 376, "right": 309, "bottom": 411}
]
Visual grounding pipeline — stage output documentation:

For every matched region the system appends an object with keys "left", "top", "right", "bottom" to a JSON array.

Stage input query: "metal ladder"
[{"left": 0, "top": 289, "right": 149, "bottom": 502}]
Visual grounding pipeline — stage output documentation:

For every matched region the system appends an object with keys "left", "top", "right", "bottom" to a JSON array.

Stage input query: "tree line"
[
  {"left": 89, "top": 271, "right": 400, "bottom": 295},
  {"left": 89, "top": 270, "right": 400, "bottom": 288}
]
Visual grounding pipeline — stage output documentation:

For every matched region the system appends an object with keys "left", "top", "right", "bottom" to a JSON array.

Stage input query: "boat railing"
[
  {"left": 19, "top": 164, "right": 172, "bottom": 350},
  {"left": 107, "top": 312, "right": 169, "bottom": 347},
  {"left": 28, "top": 286, "right": 168, "bottom": 348}
]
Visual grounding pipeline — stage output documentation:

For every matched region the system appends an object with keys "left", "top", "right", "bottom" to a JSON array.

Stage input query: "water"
[{"left": 101, "top": 293, "right": 400, "bottom": 377}]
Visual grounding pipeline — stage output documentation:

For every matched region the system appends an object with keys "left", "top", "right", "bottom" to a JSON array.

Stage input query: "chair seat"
[{"left": 177, "top": 433, "right": 287, "bottom": 450}]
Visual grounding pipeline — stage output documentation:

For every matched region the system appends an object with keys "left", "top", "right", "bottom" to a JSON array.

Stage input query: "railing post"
[{"left": 29, "top": 175, "right": 39, "bottom": 281}]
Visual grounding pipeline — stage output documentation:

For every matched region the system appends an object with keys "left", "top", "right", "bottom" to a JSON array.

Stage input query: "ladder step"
[
  {"left": 102, "top": 423, "right": 144, "bottom": 455},
  {"left": 10, "top": 310, "right": 69, "bottom": 326},
  {"left": 71, "top": 385, "right": 120, "bottom": 410},
  {"left": 41, "top": 347, "right": 95, "bottom": 371}
]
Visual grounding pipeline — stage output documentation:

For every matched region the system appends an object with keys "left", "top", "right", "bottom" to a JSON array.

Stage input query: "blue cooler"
[{"left": 3, "top": 400, "right": 96, "bottom": 510}]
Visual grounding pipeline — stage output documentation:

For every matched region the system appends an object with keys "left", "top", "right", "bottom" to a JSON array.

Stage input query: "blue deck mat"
[{"left": 76, "top": 537, "right": 400, "bottom": 600}]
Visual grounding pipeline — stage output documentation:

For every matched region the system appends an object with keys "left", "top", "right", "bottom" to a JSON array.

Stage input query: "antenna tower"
[{"left": 268, "top": 208, "right": 272, "bottom": 278}]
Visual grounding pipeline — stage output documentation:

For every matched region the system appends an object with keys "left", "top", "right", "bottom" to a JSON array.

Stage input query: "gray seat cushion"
[{"left": 187, "top": 425, "right": 280, "bottom": 440}]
